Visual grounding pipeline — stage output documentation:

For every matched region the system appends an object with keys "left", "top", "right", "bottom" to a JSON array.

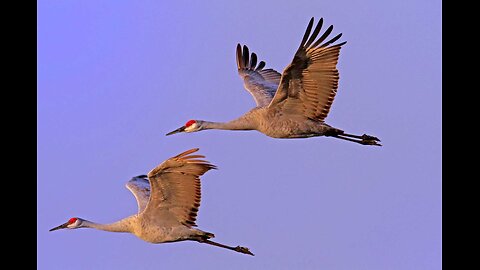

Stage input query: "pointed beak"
[
  {"left": 166, "top": 126, "right": 186, "bottom": 136},
  {"left": 49, "top": 222, "right": 69, "bottom": 232}
]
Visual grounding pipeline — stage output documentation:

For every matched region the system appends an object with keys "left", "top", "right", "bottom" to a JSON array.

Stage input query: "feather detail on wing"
[
  {"left": 236, "top": 44, "right": 281, "bottom": 107},
  {"left": 268, "top": 17, "right": 346, "bottom": 122},
  {"left": 126, "top": 175, "right": 150, "bottom": 214},
  {"left": 143, "top": 148, "right": 217, "bottom": 227}
]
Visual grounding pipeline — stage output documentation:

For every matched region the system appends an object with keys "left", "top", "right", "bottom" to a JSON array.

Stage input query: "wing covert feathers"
[{"left": 145, "top": 148, "right": 216, "bottom": 227}]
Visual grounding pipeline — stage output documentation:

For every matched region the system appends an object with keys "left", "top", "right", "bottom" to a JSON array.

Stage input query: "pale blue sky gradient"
[{"left": 38, "top": 1, "right": 441, "bottom": 269}]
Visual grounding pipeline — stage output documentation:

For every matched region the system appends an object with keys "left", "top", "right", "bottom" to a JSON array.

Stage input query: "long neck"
[
  {"left": 202, "top": 115, "right": 257, "bottom": 131},
  {"left": 82, "top": 216, "right": 135, "bottom": 233}
]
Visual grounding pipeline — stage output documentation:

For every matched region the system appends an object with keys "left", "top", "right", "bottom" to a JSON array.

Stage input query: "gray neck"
[
  {"left": 202, "top": 116, "right": 256, "bottom": 131},
  {"left": 82, "top": 216, "right": 135, "bottom": 233}
]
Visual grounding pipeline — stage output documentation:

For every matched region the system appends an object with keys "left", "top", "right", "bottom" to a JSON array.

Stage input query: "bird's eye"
[{"left": 185, "top": 120, "right": 196, "bottom": 127}]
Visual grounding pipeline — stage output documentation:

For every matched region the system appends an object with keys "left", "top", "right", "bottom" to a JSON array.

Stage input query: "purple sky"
[{"left": 38, "top": 1, "right": 441, "bottom": 269}]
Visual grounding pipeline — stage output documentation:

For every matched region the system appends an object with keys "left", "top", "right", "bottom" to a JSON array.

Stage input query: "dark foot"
[
  {"left": 360, "top": 134, "right": 381, "bottom": 146},
  {"left": 361, "top": 134, "right": 380, "bottom": 142},
  {"left": 361, "top": 140, "right": 382, "bottom": 146},
  {"left": 331, "top": 133, "right": 382, "bottom": 146},
  {"left": 234, "top": 246, "right": 254, "bottom": 256}
]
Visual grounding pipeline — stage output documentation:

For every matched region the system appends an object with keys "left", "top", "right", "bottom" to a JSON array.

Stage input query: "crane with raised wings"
[{"left": 167, "top": 17, "right": 381, "bottom": 146}]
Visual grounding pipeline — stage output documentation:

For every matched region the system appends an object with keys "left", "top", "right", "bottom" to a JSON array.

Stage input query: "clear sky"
[{"left": 38, "top": 1, "right": 441, "bottom": 269}]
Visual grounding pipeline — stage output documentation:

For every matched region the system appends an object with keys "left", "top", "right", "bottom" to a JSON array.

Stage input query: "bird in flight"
[
  {"left": 167, "top": 17, "right": 381, "bottom": 146},
  {"left": 50, "top": 148, "right": 254, "bottom": 256}
]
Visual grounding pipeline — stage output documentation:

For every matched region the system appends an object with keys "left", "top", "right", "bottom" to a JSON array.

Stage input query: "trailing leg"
[
  {"left": 195, "top": 237, "right": 254, "bottom": 256},
  {"left": 333, "top": 134, "right": 381, "bottom": 146},
  {"left": 325, "top": 128, "right": 381, "bottom": 146}
]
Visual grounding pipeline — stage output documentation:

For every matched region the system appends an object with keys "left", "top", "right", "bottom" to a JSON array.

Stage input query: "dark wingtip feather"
[
  {"left": 242, "top": 45, "right": 250, "bottom": 68},
  {"left": 321, "top": 33, "right": 343, "bottom": 48},
  {"left": 310, "top": 24, "right": 334, "bottom": 48},
  {"left": 236, "top": 44, "right": 243, "bottom": 69},
  {"left": 299, "top": 17, "right": 315, "bottom": 49},
  {"left": 255, "top": 61, "right": 266, "bottom": 71},
  {"left": 304, "top": 17, "right": 323, "bottom": 48},
  {"left": 250, "top": 52, "right": 257, "bottom": 69}
]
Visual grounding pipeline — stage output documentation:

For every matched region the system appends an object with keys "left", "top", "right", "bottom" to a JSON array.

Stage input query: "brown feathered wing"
[
  {"left": 141, "top": 148, "right": 216, "bottom": 227},
  {"left": 268, "top": 17, "right": 346, "bottom": 122}
]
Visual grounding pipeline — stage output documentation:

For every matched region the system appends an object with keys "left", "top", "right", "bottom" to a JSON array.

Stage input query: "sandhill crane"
[
  {"left": 166, "top": 17, "right": 381, "bottom": 146},
  {"left": 49, "top": 148, "right": 254, "bottom": 256}
]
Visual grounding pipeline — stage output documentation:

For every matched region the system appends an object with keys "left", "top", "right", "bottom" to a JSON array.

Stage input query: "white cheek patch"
[
  {"left": 185, "top": 124, "right": 197, "bottom": 132},
  {"left": 68, "top": 220, "right": 81, "bottom": 228}
]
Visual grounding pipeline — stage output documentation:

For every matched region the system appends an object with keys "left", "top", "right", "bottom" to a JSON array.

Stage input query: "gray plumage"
[
  {"left": 50, "top": 148, "right": 254, "bottom": 256},
  {"left": 167, "top": 17, "right": 381, "bottom": 146}
]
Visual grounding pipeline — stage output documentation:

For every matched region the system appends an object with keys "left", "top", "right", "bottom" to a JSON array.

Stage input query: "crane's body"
[
  {"left": 167, "top": 17, "right": 381, "bottom": 146},
  {"left": 50, "top": 149, "right": 253, "bottom": 256},
  {"left": 196, "top": 107, "right": 334, "bottom": 139},
  {"left": 69, "top": 215, "right": 211, "bottom": 244}
]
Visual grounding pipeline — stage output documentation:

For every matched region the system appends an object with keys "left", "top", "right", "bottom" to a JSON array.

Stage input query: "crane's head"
[
  {"left": 49, "top": 217, "right": 84, "bottom": 231},
  {"left": 166, "top": 120, "right": 203, "bottom": 136}
]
